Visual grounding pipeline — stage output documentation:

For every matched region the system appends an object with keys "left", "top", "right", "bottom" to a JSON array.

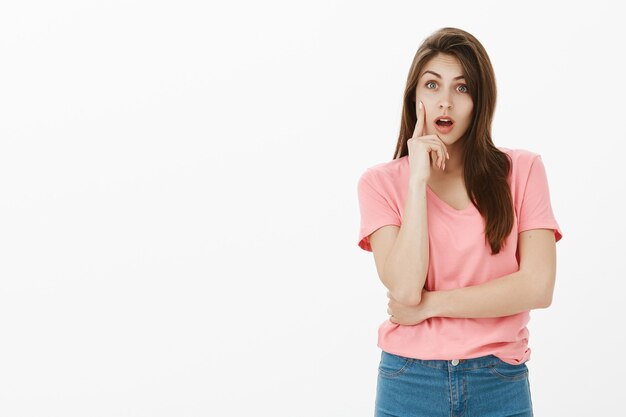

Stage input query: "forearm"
[
  {"left": 384, "top": 178, "right": 429, "bottom": 306},
  {"left": 430, "top": 270, "right": 548, "bottom": 318}
]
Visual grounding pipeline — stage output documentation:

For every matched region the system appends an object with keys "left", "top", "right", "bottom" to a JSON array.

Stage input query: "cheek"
[
  {"left": 417, "top": 97, "right": 437, "bottom": 115},
  {"left": 459, "top": 103, "right": 473, "bottom": 124}
]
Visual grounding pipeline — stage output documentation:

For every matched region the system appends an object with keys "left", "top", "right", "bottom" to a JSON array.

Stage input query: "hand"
[
  {"left": 407, "top": 100, "right": 450, "bottom": 181},
  {"left": 387, "top": 288, "right": 436, "bottom": 326}
]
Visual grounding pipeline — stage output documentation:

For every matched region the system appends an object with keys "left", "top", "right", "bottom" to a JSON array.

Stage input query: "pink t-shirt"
[{"left": 356, "top": 147, "right": 563, "bottom": 364}]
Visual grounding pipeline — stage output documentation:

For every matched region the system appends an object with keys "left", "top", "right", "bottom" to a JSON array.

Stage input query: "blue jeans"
[{"left": 375, "top": 350, "right": 533, "bottom": 417}]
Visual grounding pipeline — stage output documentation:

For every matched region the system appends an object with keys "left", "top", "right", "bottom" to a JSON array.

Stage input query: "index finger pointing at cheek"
[{"left": 412, "top": 100, "right": 425, "bottom": 139}]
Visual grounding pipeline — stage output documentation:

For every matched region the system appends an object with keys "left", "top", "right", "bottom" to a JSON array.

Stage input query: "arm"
[
  {"left": 429, "top": 228, "right": 557, "bottom": 318},
  {"left": 370, "top": 177, "right": 429, "bottom": 306},
  {"left": 363, "top": 102, "right": 451, "bottom": 306}
]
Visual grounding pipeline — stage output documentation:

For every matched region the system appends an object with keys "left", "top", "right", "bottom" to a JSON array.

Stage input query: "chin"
[{"left": 440, "top": 136, "right": 458, "bottom": 144}]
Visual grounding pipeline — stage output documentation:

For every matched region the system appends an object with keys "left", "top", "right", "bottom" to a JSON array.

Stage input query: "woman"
[{"left": 356, "top": 27, "right": 562, "bottom": 417}]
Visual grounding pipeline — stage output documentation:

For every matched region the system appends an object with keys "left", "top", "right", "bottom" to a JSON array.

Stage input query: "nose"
[{"left": 438, "top": 92, "right": 453, "bottom": 110}]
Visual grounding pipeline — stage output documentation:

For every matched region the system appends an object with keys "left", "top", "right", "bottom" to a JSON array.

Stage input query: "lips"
[
  {"left": 434, "top": 116, "right": 455, "bottom": 134},
  {"left": 435, "top": 115, "right": 455, "bottom": 126}
]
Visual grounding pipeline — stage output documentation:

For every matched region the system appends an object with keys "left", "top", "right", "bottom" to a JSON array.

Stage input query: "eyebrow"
[{"left": 420, "top": 70, "right": 465, "bottom": 80}]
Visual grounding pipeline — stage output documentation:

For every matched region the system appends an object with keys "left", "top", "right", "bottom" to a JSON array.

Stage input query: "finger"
[
  {"left": 435, "top": 136, "right": 449, "bottom": 162},
  {"left": 428, "top": 144, "right": 443, "bottom": 169},
  {"left": 437, "top": 146, "right": 443, "bottom": 169},
  {"left": 429, "top": 138, "right": 447, "bottom": 169},
  {"left": 439, "top": 142, "right": 449, "bottom": 165},
  {"left": 422, "top": 135, "right": 450, "bottom": 166},
  {"left": 437, "top": 145, "right": 446, "bottom": 169},
  {"left": 426, "top": 134, "right": 448, "bottom": 160},
  {"left": 432, "top": 150, "right": 439, "bottom": 170},
  {"left": 429, "top": 149, "right": 437, "bottom": 169},
  {"left": 412, "top": 100, "right": 425, "bottom": 138}
]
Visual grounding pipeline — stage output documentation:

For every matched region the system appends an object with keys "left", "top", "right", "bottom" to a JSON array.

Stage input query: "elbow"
[
  {"left": 534, "top": 286, "right": 553, "bottom": 309},
  {"left": 524, "top": 269, "right": 555, "bottom": 309},
  {"left": 392, "top": 289, "right": 422, "bottom": 306},
  {"left": 537, "top": 293, "right": 553, "bottom": 308},
  {"left": 382, "top": 268, "right": 426, "bottom": 306}
]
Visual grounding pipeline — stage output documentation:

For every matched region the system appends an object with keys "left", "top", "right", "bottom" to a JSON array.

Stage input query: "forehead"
[{"left": 420, "top": 54, "right": 464, "bottom": 78}]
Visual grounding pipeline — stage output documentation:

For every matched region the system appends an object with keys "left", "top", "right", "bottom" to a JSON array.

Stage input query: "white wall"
[{"left": 0, "top": 0, "right": 621, "bottom": 415}]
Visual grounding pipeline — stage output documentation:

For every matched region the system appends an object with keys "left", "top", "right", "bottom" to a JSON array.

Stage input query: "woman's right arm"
[
  {"left": 370, "top": 177, "right": 429, "bottom": 306},
  {"left": 369, "top": 100, "right": 448, "bottom": 306}
]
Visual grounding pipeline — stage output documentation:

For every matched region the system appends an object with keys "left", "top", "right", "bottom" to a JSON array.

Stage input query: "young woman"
[{"left": 356, "top": 27, "right": 562, "bottom": 417}]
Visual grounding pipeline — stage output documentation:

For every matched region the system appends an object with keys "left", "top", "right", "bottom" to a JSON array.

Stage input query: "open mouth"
[{"left": 434, "top": 117, "right": 455, "bottom": 133}]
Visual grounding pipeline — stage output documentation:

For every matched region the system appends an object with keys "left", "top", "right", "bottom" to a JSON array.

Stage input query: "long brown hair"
[{"left": 393, "top": 27, "right": 513, "bottom": 254}]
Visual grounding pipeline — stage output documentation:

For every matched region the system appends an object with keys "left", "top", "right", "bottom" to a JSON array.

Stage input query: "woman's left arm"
[
  {"left": 388, "top": 228, "right": 557, "bottom": 324},
  {"left": 433, "top": 228, "right": 556, "bottom": 318}
]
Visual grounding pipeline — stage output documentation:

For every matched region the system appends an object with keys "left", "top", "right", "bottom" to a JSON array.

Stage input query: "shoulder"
[
  {"left": 498, "top": 146, "right": 541, "bottom": 161},
  {"left": 358, "top": 156, "right": 409, "bottom": 186},
  {"left": 498, "top": 146, "right": 543, "bottom": 173}
]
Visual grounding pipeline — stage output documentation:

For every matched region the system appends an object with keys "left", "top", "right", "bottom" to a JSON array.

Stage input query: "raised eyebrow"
[{"left": 421, "top": 70, "right": 465, "bottom": 81}]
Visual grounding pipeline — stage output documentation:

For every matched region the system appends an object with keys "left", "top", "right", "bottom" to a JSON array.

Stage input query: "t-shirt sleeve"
[
  {"left": 518, "top": 155, "right": 563, "bottom": 242},
  {"left": 357, "top": 170, "right": 401, "bottom": 252}
]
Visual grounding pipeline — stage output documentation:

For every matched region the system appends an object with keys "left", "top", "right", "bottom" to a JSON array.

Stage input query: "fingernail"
[
  {"left": 419, "top": 101, "right": 422, "bottom": 110},
  {"left": 447, "top": 152, "right": 450, "bottom": 159}
]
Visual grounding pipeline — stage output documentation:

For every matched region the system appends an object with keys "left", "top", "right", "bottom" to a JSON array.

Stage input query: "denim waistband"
[{"left": 389, "top": 352, "right": 524, "bottom": 371}]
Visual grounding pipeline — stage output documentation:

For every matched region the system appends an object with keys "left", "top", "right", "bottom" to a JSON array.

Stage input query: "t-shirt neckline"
[{"left": 426, "top": 184, "right": 476, "bottom": 214}]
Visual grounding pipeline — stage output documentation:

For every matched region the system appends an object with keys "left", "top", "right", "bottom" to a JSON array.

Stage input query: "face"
[{"left": 415, "top": 53, "right": 474, "bottom": 146}]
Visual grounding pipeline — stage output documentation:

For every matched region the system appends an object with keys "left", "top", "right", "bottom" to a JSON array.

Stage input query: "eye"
[
  {"left": 458, "top": 84, "right": 469, "bottom": 93},
  {"left": 426, "top": 81, "right": 436, "bottom": 89}
]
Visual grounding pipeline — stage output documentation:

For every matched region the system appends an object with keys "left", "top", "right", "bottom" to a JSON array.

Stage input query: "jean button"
[{"left": 451, "top": 359, "right": 459, "bottom": 366}]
